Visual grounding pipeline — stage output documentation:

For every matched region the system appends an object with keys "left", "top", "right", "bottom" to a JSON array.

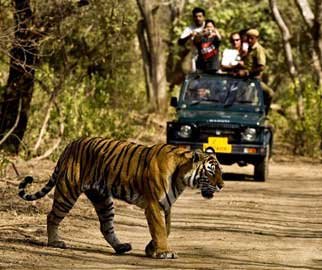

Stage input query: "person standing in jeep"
[
  {"left": 237, "top": 29, "right": 274, "bottom": 113},
  {"left": 239, "top": 29, "right": 265, "bottom": 77},
  {"left": 193, "top": 19, "right": 221, "bottom": 73},
  {"left": 178, "top": 7, "right": 206, "bottom": 72}
]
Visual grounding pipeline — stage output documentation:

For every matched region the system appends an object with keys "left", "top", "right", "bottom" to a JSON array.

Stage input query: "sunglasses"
[{"left": 231, "top": 39, "right": 240, "bottom": 42}]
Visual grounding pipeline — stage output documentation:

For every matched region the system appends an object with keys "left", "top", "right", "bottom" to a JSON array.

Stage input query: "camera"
[{"left": 203, "top": 29, "right": 213, "bottom": 36}]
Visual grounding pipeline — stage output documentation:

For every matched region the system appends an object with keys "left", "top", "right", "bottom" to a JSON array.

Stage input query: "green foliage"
[
  {"left": 268, "top": 75, "right": 322, "bottom": 157},
  {"left": 1, "top": 0, "right": 321, "bottom": 158},
  {"left": 278, "top": 79, "right": 321, "bottom": 157},
  {"left": 22, "top": 0, "right": 146, "bottom": 157},
  {"left": 176, "top": 0, "right": 321, "bottom": 157}
]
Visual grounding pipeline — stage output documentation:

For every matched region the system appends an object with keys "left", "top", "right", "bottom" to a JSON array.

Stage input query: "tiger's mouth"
[
  {"left": 201, "top": 189, "right": 214, "bottom": 199},
  {"left": 201, "top": 184, "right": 223, "bottom": 199}
]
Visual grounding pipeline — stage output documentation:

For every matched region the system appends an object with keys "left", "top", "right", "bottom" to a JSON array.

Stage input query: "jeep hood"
[{"left": 177, "top": 109, "right": 264, "bottom": 126}]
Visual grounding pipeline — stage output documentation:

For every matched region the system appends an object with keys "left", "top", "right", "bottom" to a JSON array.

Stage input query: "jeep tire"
[{"left": 254, "top": 145, "right": 270, "bottom": 182}]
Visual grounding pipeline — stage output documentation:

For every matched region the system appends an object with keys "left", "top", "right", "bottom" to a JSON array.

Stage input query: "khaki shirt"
[{"left": 243, "top": 42, "right": 266, "bottom": 77}]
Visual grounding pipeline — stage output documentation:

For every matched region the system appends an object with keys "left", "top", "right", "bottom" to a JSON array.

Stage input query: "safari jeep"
[{"left": 167, "top": 72, "right": 273, "bottom": 181}]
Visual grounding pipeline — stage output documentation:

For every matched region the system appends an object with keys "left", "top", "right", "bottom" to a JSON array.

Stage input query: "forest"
[{"left": 0, "top": 0, "right": 321, "bottom": 162}]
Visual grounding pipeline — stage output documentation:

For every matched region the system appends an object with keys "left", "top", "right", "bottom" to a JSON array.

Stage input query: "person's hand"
[
  {"left": 203, "top": 30, "right": 217, "bottom": 38},
  {"left": 208, "top": 31, "right": 217, "bottom": 38},
  {"left": 237, "top": 61, "right": 244, "bottom": 67},
  {"left": 236, "top": 70, "right": 249, "bottom": 77},
  {"left": 191, "top": 31, "right": 198, "bottom": 39},
  {"left": 213, "top": 28, "right": 221, "bottom": 39},
  {"left": 192, "top": 31, "right": 202, "bottom": 43}
]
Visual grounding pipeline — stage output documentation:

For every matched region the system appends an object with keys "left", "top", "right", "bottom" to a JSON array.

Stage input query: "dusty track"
[{"left": 1, "top": 159, "right": 322, "bottom": 270}]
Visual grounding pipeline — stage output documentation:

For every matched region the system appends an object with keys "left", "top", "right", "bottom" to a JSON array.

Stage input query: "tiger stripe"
[{"left": 18, "top": 137, "right": 223, "bottom": 258}]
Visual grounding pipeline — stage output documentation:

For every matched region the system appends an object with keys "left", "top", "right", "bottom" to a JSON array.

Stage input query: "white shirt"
[
  {"left": 180, "top": 23, "right": 205, "bottom": 40},
  {"left": 179, "top": 22, "right": 205, "bottom": 71}
]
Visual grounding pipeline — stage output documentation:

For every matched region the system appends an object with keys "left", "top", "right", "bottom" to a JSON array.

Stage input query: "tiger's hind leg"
[
  {"left": 47, "top": 187, "right": 79, "bottom": 249},
  {"left": 86, "top": 191, "right": 132, "bottom": 254}
]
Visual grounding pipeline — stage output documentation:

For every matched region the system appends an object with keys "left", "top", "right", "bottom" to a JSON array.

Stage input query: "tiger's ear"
[{"left": 192, "top": 149, "right": 204, "bottom": 162}]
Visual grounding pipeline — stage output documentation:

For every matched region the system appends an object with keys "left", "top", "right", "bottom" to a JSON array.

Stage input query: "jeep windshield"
[{"left": 182, "top": 74, "right": 261, "bottom": 109}]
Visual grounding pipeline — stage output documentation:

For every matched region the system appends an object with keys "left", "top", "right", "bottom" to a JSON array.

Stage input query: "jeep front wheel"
[{"left": 254, "top": 145, "right": 270, "bottom": 181}]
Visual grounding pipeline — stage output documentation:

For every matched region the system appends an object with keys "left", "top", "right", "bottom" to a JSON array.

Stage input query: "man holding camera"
[{"left": 178, "top": 7, "right": 206, "bottom": 72}]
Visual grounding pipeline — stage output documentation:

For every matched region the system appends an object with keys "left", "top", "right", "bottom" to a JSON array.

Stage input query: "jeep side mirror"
[{"left": 170, "top": 97, "right": 178, "bottom": 107}]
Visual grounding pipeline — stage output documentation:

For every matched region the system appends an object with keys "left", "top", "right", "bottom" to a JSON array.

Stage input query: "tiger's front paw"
[
  {"left": 48, "top": 240, "right": 67, "bottom": 249},
  {"left": 145, "top": 240, "right": 155, "bottom": 257},
  {"left": 115, "top": 243, "right": 132, "bottom": 254},
  {"left": 156, "top": 251, "right": 178, "bottom": 259},
  {"left": 145, "top": 241, "right": 177, "bottom": 259}
]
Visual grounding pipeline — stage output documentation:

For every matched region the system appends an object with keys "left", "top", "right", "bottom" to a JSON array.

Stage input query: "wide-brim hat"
[{"left": 246, "top": 29, "right": 259, "bottom": 37}]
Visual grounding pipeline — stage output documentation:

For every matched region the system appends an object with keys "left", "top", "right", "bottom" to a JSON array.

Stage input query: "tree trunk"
[
  {"left": 269, "top": 0, "right": 308, "bottom": 153},
  {"left": 314, "top": 1, "right": 322, "bottom": 150},
  {"left": 137, "top": 19, "right": 156, "bottom": 106},
  {"left": 136, "top": 0, "right": 184, "bottom": 113},
  {"left": 269, "top": 0, "right": 305, "bottom": 118},
  {"left": 0, "top": 0, "right": 88, "bottom": 153},
  {"left": 295, "top": 0, "right": 322, "bottom": 149},
  {"left": 312, "top": 0, "right": 322, "bottom": 87},
  {"left": 0, "top": 0, "right": 37, "bottom": 153},
  {"left": 295, "top": 0, "right": 322, "bottom": 87},
  {"left": 165, "top": 0, "right": 186, "bottom": 92},
  {"left": 136, "top": 0, "right": 166, "bottom": 112}
]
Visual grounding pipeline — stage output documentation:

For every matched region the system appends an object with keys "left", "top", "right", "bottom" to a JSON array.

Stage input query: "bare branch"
[
  {"left": 33, "top": 75, "right": 63, "bottom": 153},
  {"left": 11, "top": 162, "right": 20, "bottom": 177},
  {"left": 32, "top": 111, "right": 64, "bottom": 161},
  {"left": 294, "top": 0, "right": 314, "bottom": 28},
  {"left": 0, "top": 98, "right": 22, "bottom": 146},
  {"left": 269, "top": 0, "right": 297, "bottom": 78},
  {"left": 170, "top": 0, "right": 186, "bottom": 25},
  {"left": 269, "top": 0, "right": 304, "bottom": 118}
]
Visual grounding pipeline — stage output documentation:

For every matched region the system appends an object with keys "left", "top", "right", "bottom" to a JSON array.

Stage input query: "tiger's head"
[{"left": 186, "top": 149, "right": 224, "bottom": 199}]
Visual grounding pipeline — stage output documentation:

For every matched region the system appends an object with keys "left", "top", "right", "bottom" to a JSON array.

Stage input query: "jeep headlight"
[
  {"left": 242, "top": 128, "right": 257, "bottom": 141},
  {"left": 177, "top": 125, "right": 192, "bottom": 138}
]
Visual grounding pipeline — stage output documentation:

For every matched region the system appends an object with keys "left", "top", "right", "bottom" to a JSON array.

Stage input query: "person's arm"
[
  {"left": 178, "top": 36, "right": 190, "bottom": 46},
  {"left": 192, "top": 32, "right": 202, "bottom": 44},
  {"left": 249, "top": 46, "right": 266, "bottom": 76},
  {"left": 249, "top": 65, "right": 264, "bottom": 77},
  {"left": 178, "top": 27, "right": 196, "bottom": 46},
  {"left": 212, "top": 28, "right": 221, "bottom": 40},
  {"left": 212, "top": 35, "right": 221, "bottom": 46},
  {"left": 235, "top": 63, "right": 264, "bottom": 77}
]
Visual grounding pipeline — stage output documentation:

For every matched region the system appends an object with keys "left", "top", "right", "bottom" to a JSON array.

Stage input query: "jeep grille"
[
  {"left": 198, "top": 122, "right": 240, "bottom": 129},
  {"left": 198, "top": 125, "right": 241, "bottom": 144}
]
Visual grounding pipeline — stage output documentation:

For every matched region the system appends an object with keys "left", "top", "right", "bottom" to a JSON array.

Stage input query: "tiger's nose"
[{"left": 216, "top": 183, "right": 224, "bottom": 191}]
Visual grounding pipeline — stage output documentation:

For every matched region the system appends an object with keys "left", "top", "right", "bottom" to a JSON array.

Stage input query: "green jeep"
[{"left": 167, "top": 72, "right": 273, "bottom": 181}]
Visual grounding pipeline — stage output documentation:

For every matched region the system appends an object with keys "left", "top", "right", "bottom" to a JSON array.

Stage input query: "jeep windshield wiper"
[
  {"left": 188, "top": 100, "right": 202, "bottom": 105},
  {"left": 189, "top": 99, "right": 220, "bottom": 106},
  {"left": 237, "top": 100, "right": 254, "bottom": 103}
]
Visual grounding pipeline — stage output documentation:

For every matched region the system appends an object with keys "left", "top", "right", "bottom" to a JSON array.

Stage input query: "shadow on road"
[{"left": 222, "top": 172, "right": 254, "bottom": 182}]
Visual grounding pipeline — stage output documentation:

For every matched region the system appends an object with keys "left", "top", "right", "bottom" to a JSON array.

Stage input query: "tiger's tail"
[{"left": 18, "top": 175, "right": 56, "bottom": 201}]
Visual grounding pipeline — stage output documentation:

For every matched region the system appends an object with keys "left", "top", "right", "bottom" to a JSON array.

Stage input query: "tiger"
[{"left": 18, "top": 137, "right": 224, "bottom": 259}]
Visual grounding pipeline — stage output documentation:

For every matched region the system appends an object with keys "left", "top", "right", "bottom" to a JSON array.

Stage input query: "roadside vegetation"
[{"left": 0, "top": 0, "right": 321, "bottom": 171}]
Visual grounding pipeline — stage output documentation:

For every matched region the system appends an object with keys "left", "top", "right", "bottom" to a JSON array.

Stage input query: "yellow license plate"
[{"left": 203, "top": 137, "right": 232, "bottom": 153}]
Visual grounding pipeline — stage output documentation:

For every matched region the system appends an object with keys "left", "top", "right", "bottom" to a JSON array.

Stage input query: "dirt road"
[{"left": 1, "top": 158, "right": 322, "bottom": 270}]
